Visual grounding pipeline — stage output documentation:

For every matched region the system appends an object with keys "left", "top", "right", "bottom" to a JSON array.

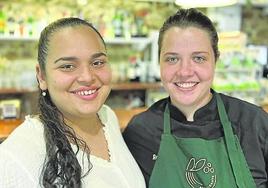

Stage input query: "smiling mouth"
[
  {"left": 175, "top": 82, "right": 198, "bottom": 89},
  {"left": 73, "top": 89, "right": 97, "bottom": 96}
]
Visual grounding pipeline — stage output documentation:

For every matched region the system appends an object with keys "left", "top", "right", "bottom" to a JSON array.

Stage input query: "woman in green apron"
[{"left": 123, "top": 8, "right": 268, "bottom": 188}]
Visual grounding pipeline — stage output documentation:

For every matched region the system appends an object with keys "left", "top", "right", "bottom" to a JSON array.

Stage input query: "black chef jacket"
[{"left": 123, "top": 91, "right": 268, "bottom": 188}]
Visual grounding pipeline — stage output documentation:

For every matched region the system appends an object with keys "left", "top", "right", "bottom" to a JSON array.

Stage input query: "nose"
[
  {"left": 177, "top": 59, "right": 194, "bottom": 78},
  {"left": 77, "top": 65, "right": 95, "bottom": 84}
]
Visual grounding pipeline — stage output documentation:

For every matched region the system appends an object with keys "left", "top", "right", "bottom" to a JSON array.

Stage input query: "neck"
[
  {"left": 64, "top": 114, "right": 110, "bottom": 161},
  {"left": 174, "top": 92, "right": 213, "bottom": 121},
  {"left": 64, "top": 114, "right": 102, "bottom": 136}
]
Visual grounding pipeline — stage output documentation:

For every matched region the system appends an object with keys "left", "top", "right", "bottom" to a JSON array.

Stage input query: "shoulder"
[
  {"left": 0, "top": 116, "right": 44, "bottom": 187},
  {"left": 123, "top": 98, "right": 167, "bottom": 139},
  {"left": 0, "top": 116, "right": 46, "bottom": 163},
  {"left": 219, "top": 93, "right": 268, "bottom": 120},
  {"left": 98, "top": 104, "right": 120, "bottom": 133},
  {"left": 0, "top": 115, "right": 45, "bottom": 156},
  {"left": 128, "top": 97, "right": 167, "bottom": 127},
  {"left": 0, "top": 116, "right": 45, "bottom": 151},
  {"left": 99, "top": 104, "right": 118, "bottom": 122},
  {"left": 219, "top": 93, "right": 268, "bottom": 142}
]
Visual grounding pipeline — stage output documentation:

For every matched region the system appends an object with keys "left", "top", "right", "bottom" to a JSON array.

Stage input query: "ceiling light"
[{"left": 175, "top": 0, "right": 238, "bottom": 8}]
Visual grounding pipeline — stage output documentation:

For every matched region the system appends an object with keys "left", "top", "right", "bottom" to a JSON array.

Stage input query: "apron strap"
[
  {"left": 164, "top": 104, "right": 171, "bottom": 134},
  {"left": 215, "top": 93, "right": 247, "bottom": 187}
]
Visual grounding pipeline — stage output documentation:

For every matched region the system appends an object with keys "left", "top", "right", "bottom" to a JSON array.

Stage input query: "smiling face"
[
  {"left": 160, "top": 26, "right": 215, "bottom": 112},
  {"left": 36, "top": 25, "right": 111, "bottom": 122}
]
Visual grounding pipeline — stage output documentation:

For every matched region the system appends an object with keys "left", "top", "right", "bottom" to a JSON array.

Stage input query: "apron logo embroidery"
[
  {"left": 185, "top": 158, "right": 216, "bottom": 188},
  {"left": 152, "top": 154, "right": 158, "bottom": 160}
]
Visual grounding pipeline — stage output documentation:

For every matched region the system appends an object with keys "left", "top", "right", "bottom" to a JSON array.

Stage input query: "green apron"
[{"left": 149, "top": 93, "right": 256, "bottom": 188}]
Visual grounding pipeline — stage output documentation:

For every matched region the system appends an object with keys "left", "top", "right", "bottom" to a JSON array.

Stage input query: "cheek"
[
  {"left": 160, "top": 65, "right": 175, "bottom": 82},
  {"left": 97, "top": 69, "right": 112, "bottom": 84},
  {"left": 48, "top": 74, "right": 74, "bottom": 89},
  {"left": 199, "top": 66, "right": 215, "bottom": 81}
]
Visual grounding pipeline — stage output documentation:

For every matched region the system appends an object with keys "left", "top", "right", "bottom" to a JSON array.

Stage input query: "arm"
[{"left": 0, "top": 149, "right": 36, "bottom": 188}]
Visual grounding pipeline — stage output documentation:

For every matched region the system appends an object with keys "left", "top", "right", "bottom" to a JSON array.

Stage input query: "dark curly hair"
[
  {"left": 158, "top": 8, "right": 220, "bottom": 61},
  {"left": 37, "top": 17, "right": 106, "bottom": 187}
]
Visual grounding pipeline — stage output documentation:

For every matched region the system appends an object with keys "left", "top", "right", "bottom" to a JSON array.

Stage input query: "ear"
[{"left": 36, "top": 64, "right": 47, "bottom": 90}]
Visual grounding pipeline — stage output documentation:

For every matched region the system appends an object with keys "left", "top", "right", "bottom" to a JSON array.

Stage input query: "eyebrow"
[
  {"left": 162, "top": 51, "right": 209, "bottom": 56},
  {"left": 54, "top": 52, "right": 107, "bottom": 64},
  {"left": 91, "top": 52, "right": 107, "bottom": 59},
  {"left": 54, "top": 56, "right": 78, "bottom": 64},
  {"left": 192, "top": 51, "right": 209, "bottom": 55},
  {"left": 163, "top": 52, "right": 178, "bottom": 56}
]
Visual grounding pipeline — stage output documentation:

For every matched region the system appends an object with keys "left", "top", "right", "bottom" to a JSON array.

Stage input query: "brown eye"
[
  {"left": 91, "top": 59, "right": 106, "bottom": 68},
  {"left": 59, "top": 64, "right": 75, "bottom": 71}
]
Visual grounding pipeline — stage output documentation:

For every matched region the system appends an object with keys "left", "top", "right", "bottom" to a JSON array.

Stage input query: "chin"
[
  {"left": 172, "top": 95, "right": 196, "bottom": 105},
  {"left": 78, "top": 110, "right": 98, "bottom": 117}
]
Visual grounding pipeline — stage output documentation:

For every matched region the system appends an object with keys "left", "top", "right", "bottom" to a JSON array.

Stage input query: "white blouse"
[{"left": 0, "top": 105, "right": 145, "bottom": 188}]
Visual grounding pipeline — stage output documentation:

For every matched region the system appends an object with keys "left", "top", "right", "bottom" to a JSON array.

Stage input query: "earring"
[{"left": 42, "top": 91, "right": 47, "bottom": 97}]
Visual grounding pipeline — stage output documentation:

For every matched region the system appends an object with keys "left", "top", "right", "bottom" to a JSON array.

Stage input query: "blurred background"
[{"left": 0, "top": 0, "right": 268, "bottom": 139}]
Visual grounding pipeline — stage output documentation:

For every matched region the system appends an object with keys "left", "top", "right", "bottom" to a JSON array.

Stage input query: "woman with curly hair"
[{"left": 0, "top": 17, "right": 145, "bottom": 188}]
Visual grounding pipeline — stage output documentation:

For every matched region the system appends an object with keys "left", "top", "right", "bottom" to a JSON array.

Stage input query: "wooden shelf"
[
  {"left": 0, "top": 88, "right": 38, "bottom": 94},
  {"left": 112, "top": 82, "right": 162, "bottom": 90},
  {"left": 0, "top": 36, "right": 151, "bottom": 44},
  {"left": 0, "top": 35, "right": 38, "bottom": 41}
]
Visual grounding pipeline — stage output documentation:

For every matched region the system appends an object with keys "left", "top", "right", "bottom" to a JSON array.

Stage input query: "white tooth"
[
  {"left": 90, "top": 90, "right": 96, "bottom": 95},
  {"left": 76, "top": 89, "right": 97, "bottom": 96},
  {"left": 177, "top": 82, "right": 195, "bottom": 88}
]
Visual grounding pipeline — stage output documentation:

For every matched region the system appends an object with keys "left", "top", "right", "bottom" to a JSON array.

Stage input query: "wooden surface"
[
  {"left": 114, "top": 108, "right": 147, "bottom": 131},
  {"left": 0, "top": 119, "right": 22, "bottom": 140},
  {"left": 262, "top": 104, "right": 268, "bottom": 113}
]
